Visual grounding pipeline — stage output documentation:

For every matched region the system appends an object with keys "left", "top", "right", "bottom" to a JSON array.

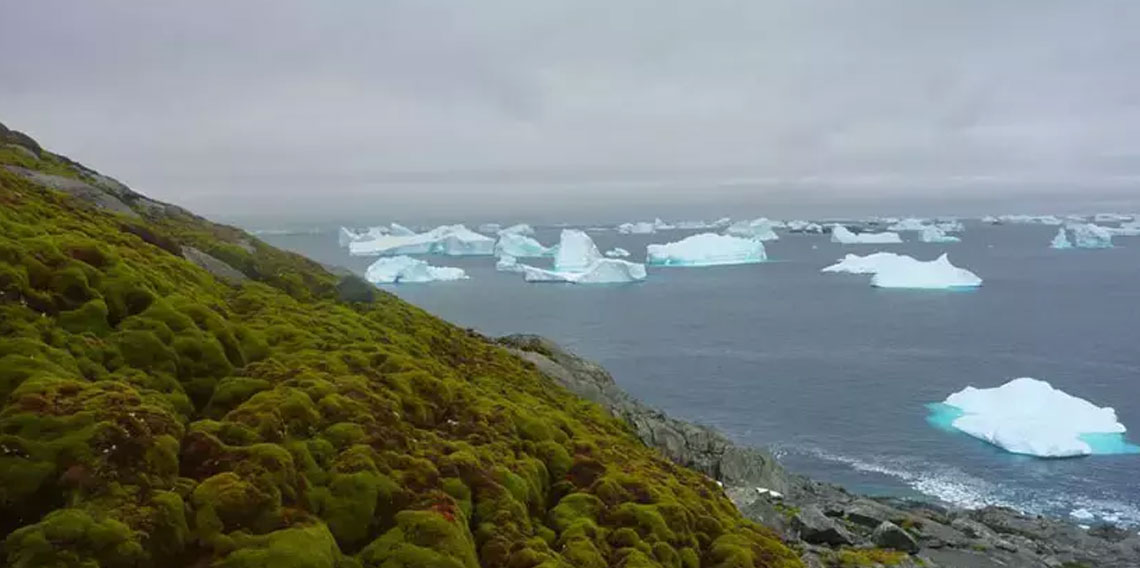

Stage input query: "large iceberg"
[
  {"left": 929, "top": 377, "right": 1136, "bottom": 458},
  {"left": 870, "top": 253, "right": 982, "bottom": 289},
  {"left": 725, "top": 218, "right": 779, "bottom": 241},
  {"left": 821, "top": 252, "right": 913, "bottom": 274},
  {"left": 830, "top": 225, "right": 903, "bottom": 244},
  {"left": 919, "top": 225, "right": 961, "bottom": 243},
  {"left": 553, "top": 229, "right": 603, "bottom": 271},
  {"left": 349, "top": 224, "right": 496, "bottom": 257},
  {"left": 495, "top": 232, "right": 553, "bottom": 258},
  {"left": 338, "top": 225, "right": 394, "bottom": 247},
  {"left": 521, "top": 259, "right": 646, "bottom": 283},
  {"left": 478, "top": 222, "right": 502, "bottom": 234},
  {"left": 364, "top": 256, "right": 468, "bottom": 284},
  {"left": 604, "top": 247, "right": 631, "bottom": 258},
  {"left": 935, "top": 220, "right": 965, "bottom": 233},
  {"left": 646, "top": 233, "right": 766, "bottom": 267},
  {"left": 1050, "top": 227, "right": 1072, "bottom": 249},
  {"left": 389, "top": 223, "right": 417, "bottom": 236},
  {"left": 1069, "top": 223, "right": 1113, "bottom": 249}
]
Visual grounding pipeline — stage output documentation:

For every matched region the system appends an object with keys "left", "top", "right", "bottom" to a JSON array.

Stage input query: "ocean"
[{"left": 258, "top": 221, "right": 1140, "bottom": 526}]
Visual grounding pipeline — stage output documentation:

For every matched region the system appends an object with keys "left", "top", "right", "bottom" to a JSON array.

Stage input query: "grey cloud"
[{"left": 2, "top": 1, "right": 1139, "bottom": 220}]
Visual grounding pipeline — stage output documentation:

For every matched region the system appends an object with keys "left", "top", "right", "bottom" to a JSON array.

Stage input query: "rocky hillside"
[{"left": 0, "top": 122, "right": 809, "bottom": 567}]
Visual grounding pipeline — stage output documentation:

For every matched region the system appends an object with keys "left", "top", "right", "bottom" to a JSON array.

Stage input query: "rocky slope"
[{"left": 502, "top": 335, "right": 1140, "bottom": 568}]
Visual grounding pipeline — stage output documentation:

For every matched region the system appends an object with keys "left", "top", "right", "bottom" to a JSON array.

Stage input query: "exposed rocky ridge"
[{"left": 502, "top": 334, "right": 1140, "bottom": 567}]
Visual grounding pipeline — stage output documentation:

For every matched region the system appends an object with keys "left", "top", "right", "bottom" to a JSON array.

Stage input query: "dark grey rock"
[
  {"left": 792, "top": 505, "right": 854, "bottom": 546},
  {"left": 872, "top": 521, "right": 920, "bottom": 553},
  {"left": 181, "top": 246, "right": 248, "bottom": 285},
  {"left": 336, "top": 274, "right": 377, "bottom": 303},
  {"left": 4, "top": 165, "right": 138, "bottom": 218}
]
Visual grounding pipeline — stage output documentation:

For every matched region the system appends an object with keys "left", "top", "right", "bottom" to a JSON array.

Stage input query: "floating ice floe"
[
  {"left": 981, "top": 215, "right": 1000, "bottom": 224},
  {"left": 364, "top": 256, "right": 468, "bottom": 284},
  {"left": 495, "top": 232, "right": 553, "bottom": 258},
  {"left": 498, "top": 223, "right": 535, "bottom": 236},
  {"left": 785, "top": 220, "right": 825, "bottom": 233},
  {"left": 821, "top": 252, "right": 913, "bottom": 274},
  {"left": 928, "top": 377, "right": 1137, "bottom": 458},
  {"left": 520, "top": 230, "right": 646, "bottom": 283},
  {"left": 920, "top": 225, "right": 961, "bottom": 243},
  {"left": 1069, "top": 224, "right": 1113, "bottom": 249},
  {"left": 725, "top": 218, "right": 780, "bottom": 241},
  {"left": 604, "top": 247, "right": 631, "bottom": 258},
  {"left": 830, "top": 225, "right": 903, "bottom": 244},
  {"left": 1050, "top": 227, "right": 1073, "bottom": 249},
  {"left": 871, "top": 253, "right": 982, "bottom": 288},
  {"left": 646, "top": 233, "right": 766, "bottom": 267},
  {"left": 349, "top": 224, "right": 496, "bottom": 256},
  {"left": 495, "top": 254, "right": 524, "bottom": 273},
  {"left": 887, "top": 218, "right": 929, "bottom": 232}
]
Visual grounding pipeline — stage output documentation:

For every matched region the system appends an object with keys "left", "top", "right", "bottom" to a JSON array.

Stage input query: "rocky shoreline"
[{"left": 499, "top": 334, "right": 1139, "bottom": 568}]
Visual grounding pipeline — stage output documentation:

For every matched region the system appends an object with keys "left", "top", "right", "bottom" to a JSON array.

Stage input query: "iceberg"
[
  {"left": 1069, "top": 223, "right": 1113, "bottom": 249},
  {"left": 617, "top": 221, "right": 657, "bottom": 234},
  {"left": 646, "top": 233, "right": 766, "bottom": 267},
  {"left": 553, "top": 229, "right": 603, "bottom": 271},
  {"left": 830, "top": 225, "right": 903, "bottom": 244},
  {"left": 674, "top": 217, "right": 732, "bottom": 230},
  {"left": 725, "top": 218, "right": 779, "bottom": 241},
  {"left": 981, "top": 215, "right": 1000, "bottom": 224},
  {"left": 821, "top": 252, "right": 913, "bottom": 274},
  {"left": 887, "top": 218, "right": 929, "bottom": 232},
  {"left": 870, "top": 254, "right": 982, "bottom": 289},
  {"left": 521, "top": 259, "right": 646, "bottom": 284},
  {"left": 498, "top": 223, "right": 535, "bottom": 236},
  {"left": 604, "top": 247, "right": 631, "bottom": 258},
  {"left": 364, "top": 256, "right": 468, "bottom": 284},
  {"left": 349, "top": 224, "right": 496, "bottom": 256},
  {"left": 1105, "top": 221, "right": 1140, "bottom": 237},
  {"left": 935, "top": 220, "right": 965, "bottom": 233},
  {"left": 478, "top": 223, "right": 502, "bottom": 234},
  {"left": 929, "top": 377, "right": 1136, "bottom": 458},
  {"left": 495, "top": 232, "right": 553, "bottom": 258},
  {"left": 339, "top": 226, "right": 362, "bottom": 247},
  {"left": 338, "top": 225, "right": 394, "bottom": 247},
  {"left": 653, "top": 218, "right": 676, "bottom": 231},
  {"left": 1094, "top": 213, "right": 1133, "bottom": 223},
  {"left": 389, "top": 223, "right": 417, "bottom": 236},
  {"left": 997, "top": 214, "right": 1064, "bottom": 225},
  {"left": 1050, "top": 227, "right": 1073, "bottom": 249},
  {"left": 919, "top": 225, "right": 961, "bottom": 243},
  {"left": 495, "top": 254, "right": 524, "bottom": 273},
  {"left": 785, "top": 220, "right": 824, "bottom": 233}
]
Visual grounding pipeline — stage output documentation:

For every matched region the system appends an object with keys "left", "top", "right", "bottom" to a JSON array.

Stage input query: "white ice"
[
  {"left": 871, "top": 253, "right": 982, "bottom": 288},
  {"left": 935, "top": 220, "right": 965, "bottom": 233},
  {"left": 725, "top": 218, "right": 780, "bottom": 241},
  {"left": 887, "top": 218, "right": 929, "bottom": 231},
  {"left": 821, "top": 252, "right": 914, "bottom": 274},
  {"left": 478, "top": 223, "right": 502, "bottom": 234},
  {"left": 349, "top": 224, "right": 496, "bottom": 256},
  {"left": 1050, "top": 227, "right": 1073, "bottom": 249},
  {"left": 495, "top": 232, "right": 553, "bottom": 258},
  {"left": 389, "top": 223, "right": 416, "bottom": 236},
  {"left": 604, "top": 247, "right": 631, "bottom": 258},
  {"left": 498, "top": 223, "right": 535, "bottom": 236},
  {"left": 997, "top": 215, "right": 1064, "bottom": 225},
  {"left": 940, "top": 377, "right": 1128, "bottom": 457},
  {"left": 521, "top": 259, "right": 647, "bottom": 283},
  {"left": 1069, "top": 223, "right": 1113, "bottom": 249},
  {"left": 646, "top": 233, "right": 766, "bottom": 267},
  {"left": 1105, "top": 221, "right": 1140, "bottom": 237},
  {"left": 830, "top": 225, "right": 903, "bottom": 244},
  {"left": 674, "top": 218, "right": 732, "bottom": 230},
  {"left": 617, "top": 221, "right": 658, "bottom": 234},
  {"left": 920, "top": 226, "right": 961, "bottom": 243},
  {"left": 1093, "top": 213, "right": 1134, "bottom": 223},
  {"left": 364, "top": 256, "right": 468, "bottom": 284},
  {"left": 495, "top": 254, "right": 524, "bottom": 273},
  {"left": 786, "top": 220, "right": 824, "bottom": 233},
  {"left": 553, "top": 229, "right": 603, "bottom": 271}
]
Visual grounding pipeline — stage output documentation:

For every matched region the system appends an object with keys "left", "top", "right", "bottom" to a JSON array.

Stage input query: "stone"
[
  {"left": 792, "top": 505, "right": 854, "bottom": 546},
  {"left": 872, "top": 521, "right": 920, "bottom": 553},
  {"left": 181, "top": 246, "right": 248, "bottom": 285},
  {"left": 335, "top": 274, "right": 377, "bottom": 303}
]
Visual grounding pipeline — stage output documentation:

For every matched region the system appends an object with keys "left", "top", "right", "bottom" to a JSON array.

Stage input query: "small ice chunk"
[
  {"left": 495, "top": 254, "right": 524, "bottom": 273},
  {"left": 646, "top": 233, "right": 766, "bottom": 267},
  {"left": 830, "top": 225, "right": 903, "bottom": 244},
  {"left": 364, "top": 256, "right": 468, "bottom": 283},
  {"left": 920, "top": 225, "right": 961, "bottom": 243},
  {"left": 887, "top": 218, "right": 929, "bottom": 232},
  {"left": 554, "top": 229, "right": 603, "bottom": 271},
  {"left": 1070, "top": 508, "right": 1095, "bottom": 521},
  {"left": 521, "top": 259, "right": 646, "bottom": 283},
  {"left": 498, "top": 223, "right": 535, "bottom": 236},
  {"left": 871, "top": 254, "right": 982, "bottom": 289},
  {"left": 495, "top": 232, "right": 553, "bottom": 258},
  {"left": 605, "top": 247, "right": 631, "bottom": 258},
  {"left": 1050, "top": 227, "right": 1072, "bottom": 249},
  {"left": 1069, "top": 223, "right": 1113, "bottom": 249},
  {"left": 934, "top": 377, "right": 1132, "bottom": 457},
  {"left": 725, "top": 218, "right": 779, "bottom": 241},
  {"left": 786, "top": 220, "right": 824, "bottom": 233}
]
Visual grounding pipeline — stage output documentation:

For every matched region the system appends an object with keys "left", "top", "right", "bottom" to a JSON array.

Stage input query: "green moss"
[
  {"left": 4, "top": 508, "right": 145, "bottom": 568},
  {"left": 830, "top": 548, "right": 908, "bottom": 567},
  {"left": 358, "top": 509, "right": 479, "bottom": 568},
  {"left": 219, "top": 524, "right": 343, "bottom": 568}
]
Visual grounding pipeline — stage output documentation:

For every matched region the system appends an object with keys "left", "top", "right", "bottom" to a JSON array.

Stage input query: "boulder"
[
  {"left": 336, "top": 274, "right": 377, "bottom": 303},
  {"left": 792, "top": 505, "right": 854, "bottom": 546},
  {"left": 181, "top": 246, "right": 248, "bottom": 285},
  {"left": 872, "top": 521, "right": 920, "bottom": 553}
]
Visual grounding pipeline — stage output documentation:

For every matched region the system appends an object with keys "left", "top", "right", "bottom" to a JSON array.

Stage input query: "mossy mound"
[{"left": 0, "top": 122, "right": 801, "bottom": 567}]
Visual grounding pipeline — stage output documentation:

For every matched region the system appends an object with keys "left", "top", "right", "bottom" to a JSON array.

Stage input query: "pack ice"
[
  {"left": 829, "top": 225, "right": 903, "bottom": 244},
  {"left": 646, "top": 233, "right": 766, "bottom": 267},
  {"left": 931, "top": 377, "right": 1135, "bottom": 458},
  {"left": 364, "top": 256, "right": 468, "bottom": 284}
]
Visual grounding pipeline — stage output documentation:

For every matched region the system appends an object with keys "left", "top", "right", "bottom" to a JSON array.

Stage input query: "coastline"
[{"left": 498, "top": 334, "right": 1140, "bottom": 567}]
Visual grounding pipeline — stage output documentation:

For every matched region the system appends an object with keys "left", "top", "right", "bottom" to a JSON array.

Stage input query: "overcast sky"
[{"left": 3, "top": 1, "right": 1139, "bottom": 222}]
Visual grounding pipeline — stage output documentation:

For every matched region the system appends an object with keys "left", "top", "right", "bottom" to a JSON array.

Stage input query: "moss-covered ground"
[{"left": 0, "top": 124, "right": 802, "bottom": 567}]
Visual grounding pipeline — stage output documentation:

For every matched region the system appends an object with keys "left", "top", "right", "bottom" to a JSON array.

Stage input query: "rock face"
[
  {"left": 872, "top": 521, "right": 920, "bottom": 553},
  {"left": 792, "top": 506, "right": 854, "bottom": 546},
  {"left": 4, "top": 165, "right": 138, "bottom": 218},
  {"left": 181, "top": 246, "right": 248, "bottom": 285},
  {"left": 498, "top": 334, "right": 788, "bottom": 491}
]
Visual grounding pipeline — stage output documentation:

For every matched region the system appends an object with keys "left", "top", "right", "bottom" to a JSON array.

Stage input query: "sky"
[{"left": 3, "top": 1, "right": 1140, "bottom": 223}]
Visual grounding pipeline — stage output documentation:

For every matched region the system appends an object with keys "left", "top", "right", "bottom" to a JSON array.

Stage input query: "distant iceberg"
[
  {"left": 929, "top": 377, "right": 1137, "bottom": 458},
  {"left": 339, "top": 226, "right": 363, "bottom": 247},
  {"left": 1093, "top": 213, "right": 1133, "bottom": 223},
  {"left": 604, "top": 247, "right": 631, "bottom": 258},
  {"left": 871, "top": 253, "right": 981, "bottom": 289},
  {"left": 935, "top": 220, "right": 965, "bottom": 233},
  {"left": 646, "top": 233, "right": 766, "bottom": 267},
  {"left": 554, "top": 229, "right": 603, "bottom": 271},
  {"left": 997, "top": 214, "right": 1064, "bottom": 225},
  {"left": 887, "top": 218, "right": 928, "bottom": 232},
  {"left": 521, "top": 230, "right": 646, "bottom": 283},
  {"left": 786, "top": 220, "right": 824, "bottom": 233},
  {"left": 498, "top": 223, "right": 535, "bottom": 236},
  {"left": 919, "top": 225, "right": 961, "bottom": 243},
  {"left": 495, "top": 232, "right": 553, "bottom": 258},
  {"left": 389, "top": 223, "right": 417, "bottom": 236},
  {"left": 338, "top": 225, "right": 394, "bottom": 247},
  {"left": 364, "top": 256, "right": 468, "bottom": 284},
  {"left": 981, "top": 215, "right": 1000, "bottom": 224},
  {"left": 830, "top": 225, "right": 903, "bottom": 244},
  {"left": 1105, "top": 221, "right": 1140, "bottom": 237},
  {"left": 725, "top": 218, "right": 779, "bottom": 241},
  {"left": 675, "top": 218, "right": 732, "bottom": 230},
  {"left": 495, "top": 254, "right": 524, "bottom": 273},
  {"left": 349, "top": 224, "right": 496, "bottom": 256},
  {"left": 617, "top": 221, "right": 656, "bottom": 234},
  {"left": 1050, "top": 227, "right": 1073, "bottom": 249},
  {"left": 822, "top": 252, "right": 913, "bottom": 274},
  {"left": 1069, "top": 223, "right": 1113, "bottom": 249},
  {"left": 478, "top": 223, "right": 502, "bottom": 234}
]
